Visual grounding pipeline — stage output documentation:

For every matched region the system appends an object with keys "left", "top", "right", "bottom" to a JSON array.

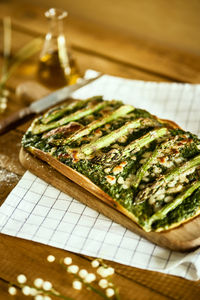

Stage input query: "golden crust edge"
[
  {"left": 155, "top": 207, "right": 200, "bottom": 232},
  {"left": 22, "top": 117, "right": 200, "bottom": 233},
  {"left": 23, "top": 146, "right": 141, "bottom": 227},
  {"left": 24, "top": 144, "right": 200, "bottom": 233}
]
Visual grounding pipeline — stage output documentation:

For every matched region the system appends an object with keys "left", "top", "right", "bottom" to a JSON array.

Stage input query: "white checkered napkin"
[
  {"left": 1, "top": 74, "right": 200, "bottom": 280},
  {"left": 1, "top": 172, "right": 200, "bottom": 280},
  {"left": 74, "top": 70, "right": 200, "bottom": 137}
]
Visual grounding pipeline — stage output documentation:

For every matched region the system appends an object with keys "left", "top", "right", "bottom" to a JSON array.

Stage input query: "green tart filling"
[{"left": 22, "top": 97, "right": 200, "bottom": 232}]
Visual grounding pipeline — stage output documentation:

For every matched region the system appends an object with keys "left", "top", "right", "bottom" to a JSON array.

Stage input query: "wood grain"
[
  {"left": 19, "top": 148, "right": 200, "bottom": 251},
  {"left": 0, "top": 1, "right": 200, "bottom": 299},
  {"left": 31, "top": 0, "right": 200, "bottom": 56},
  {"left": 0, "top": 24, "right": 169, "bottom": 87},
  {"left": 0, "top": 1, "right": 200, "bottom": 83},
  {"left": 0, "top": 234, "right": 172, "bottom": 300}
]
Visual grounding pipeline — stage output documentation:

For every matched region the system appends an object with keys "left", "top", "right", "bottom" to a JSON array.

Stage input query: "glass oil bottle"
[{"left": 37, "top": 8, "right": 81, "bottom": 89}]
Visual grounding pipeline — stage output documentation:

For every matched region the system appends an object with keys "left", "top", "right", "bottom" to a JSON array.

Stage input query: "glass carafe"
[{"left": 37, "top": 8, "right": 81, "bottom": 89}]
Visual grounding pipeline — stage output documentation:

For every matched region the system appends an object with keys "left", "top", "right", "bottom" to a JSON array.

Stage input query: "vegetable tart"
[{"left": 22, "top": 96, "right": 200, "bottom": 232}]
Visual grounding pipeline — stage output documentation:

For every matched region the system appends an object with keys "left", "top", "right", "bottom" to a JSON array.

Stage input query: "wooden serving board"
[{"left": 19, "top": 148, "right": 200, "bottom": 252}]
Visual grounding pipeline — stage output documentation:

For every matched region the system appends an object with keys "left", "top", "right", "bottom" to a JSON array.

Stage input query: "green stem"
[
  {"left": 133, "top": 150, "right": 157, "bottom": 188},
  {"left": 132, "top": 136, "right": 178, "bottom": 188},
  {"left": 145, "top": 180, "right": 200, "bottom": 230},
  {"left": 61, "top": 104, "right": 134, "bottom": 145},
  {"left": 11, "top": 283, "right": 74, "bottom": 300},
  {"left": 122, "top": 127, "right": 168, "bottom": 157},
  {"left": 0, "top": 38, "right": 42, "bottom": 87},
  {"left": 135, "top": 154, "right": 200, "bottom": 205},
  {"left": 1, "top": 17, "right": 11, "bottom": 86},
  {"left": 84, "top": 282, "right": 110, "bottom": 300},
  {"left": 32, "top": 100, "right": 112, "bottom": 134},
  {"left": 61, "top": 263, "right": 110, "bottom": 300},
  {"left": 114, "top": 287, "right": 121, "bottom": 300},
  {"left": 165, "top": 154, "right": 200, "bottom": 183},
  {"left": 81, "top": 118, "right": 161, "bottom": 156},
  {"left": 45, "top": 290, "right": 74, "bottom": 300},
  {"left": 81, "top": 119, "right": 143, "bottom": 156},
  {"left": 42, "top": 96, "right": 103, "bottom": 124}
]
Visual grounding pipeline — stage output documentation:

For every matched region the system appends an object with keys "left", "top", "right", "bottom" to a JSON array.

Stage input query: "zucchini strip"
[
  {"left": 32, "top": 100, "right": 113, "bottom": 134},
  {"left": 145, "top": 180, "right": 200, "bottom": 231},
  {"left": 41, "top": 96, "right": 103, "bottom": 124}
]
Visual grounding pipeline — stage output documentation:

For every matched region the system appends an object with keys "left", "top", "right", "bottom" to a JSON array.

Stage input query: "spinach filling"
[
  {"left": 152, "top": 188, "right": 200, "bottom": 230},
  {"left": 22, "top": 98, "right": 200, "bottom": 231}
]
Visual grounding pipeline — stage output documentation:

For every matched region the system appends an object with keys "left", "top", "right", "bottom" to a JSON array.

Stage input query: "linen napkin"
[{"left": 1, "top": 71, "right": 200, "bottom": 281}]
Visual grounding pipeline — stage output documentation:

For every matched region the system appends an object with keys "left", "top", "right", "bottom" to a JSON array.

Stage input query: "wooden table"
[{"left": 0, "top": 1, "right": 200, "bottom": 299}]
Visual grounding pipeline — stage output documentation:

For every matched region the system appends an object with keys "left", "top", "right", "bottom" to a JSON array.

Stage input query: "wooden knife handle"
[{"left": 0, "top": 106, "right": 34, "bottom": 135}]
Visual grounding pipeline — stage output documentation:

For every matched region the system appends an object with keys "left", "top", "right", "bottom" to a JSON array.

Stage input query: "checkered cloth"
[{"left": 1, "top": 72, "right": 200, "bottom": 280}]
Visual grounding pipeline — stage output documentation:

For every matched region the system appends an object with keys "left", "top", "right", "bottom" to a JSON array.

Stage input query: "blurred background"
[
  {"left": 0, "top": 0, "right": 200, "bottom": 117},
  {"left": 18, "top": 0, "right": 200, "bottom": 56}
]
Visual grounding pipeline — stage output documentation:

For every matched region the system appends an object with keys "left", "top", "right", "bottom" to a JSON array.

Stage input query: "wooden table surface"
[{"left": 1, "top": 1, "right": 200, "bottom": 299}]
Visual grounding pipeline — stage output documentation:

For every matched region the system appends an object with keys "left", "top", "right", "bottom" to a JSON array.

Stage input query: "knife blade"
[{"left": 0, "top": 73, "right": 102, "bottom": 135}]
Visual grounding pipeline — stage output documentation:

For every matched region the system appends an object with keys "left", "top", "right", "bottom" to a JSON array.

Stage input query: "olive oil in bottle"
[{"left": 37, "top": 8, "right": 81, "bottom": 89}]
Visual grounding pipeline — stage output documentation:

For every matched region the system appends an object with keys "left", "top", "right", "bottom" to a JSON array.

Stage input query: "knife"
[{"left": 0, "top": 73, "right": 102, "bottom": 135}]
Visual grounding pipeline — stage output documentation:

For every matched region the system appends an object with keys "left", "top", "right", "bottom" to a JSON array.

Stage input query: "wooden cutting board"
[
  {"left": 19, "top": 148, "right": 200, "bottom": 252},
  {"left": 18, "top": 81, "right": 200, "bottom": 252}
]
